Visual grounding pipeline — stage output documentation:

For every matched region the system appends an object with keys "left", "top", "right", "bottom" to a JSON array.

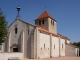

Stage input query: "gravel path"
[{"left": 22, "top": 57, "right": 80, "bottom": 60}]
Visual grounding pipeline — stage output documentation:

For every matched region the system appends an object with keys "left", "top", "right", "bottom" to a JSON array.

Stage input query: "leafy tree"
[{"left": 0, "top": 8, "right": 8, "bottom": 45}]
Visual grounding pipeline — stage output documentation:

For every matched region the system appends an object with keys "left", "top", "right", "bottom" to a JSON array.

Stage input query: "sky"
[{"left": 0, "top": 0, "right": 80, "bottom": 42}]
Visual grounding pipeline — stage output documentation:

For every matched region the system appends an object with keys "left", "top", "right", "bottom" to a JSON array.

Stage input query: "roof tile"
[
  {"left": 35, "top": 11, "right": 56, "bottom": 21},
  {"left": 66, "top": 43, "right": 79, "bottom": 48},
  {"left": 38, "top": 26, "right": 70, "bottom": 40}
]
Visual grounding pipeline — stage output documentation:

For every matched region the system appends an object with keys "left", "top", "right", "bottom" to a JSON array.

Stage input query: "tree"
[{"left": 0, "top": 8, "right": 8, "bottom": 45}]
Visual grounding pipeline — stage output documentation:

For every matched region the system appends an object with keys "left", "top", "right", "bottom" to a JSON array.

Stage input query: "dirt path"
[{"left": 22, "top": 57, "right": 80, "bottom": 60}]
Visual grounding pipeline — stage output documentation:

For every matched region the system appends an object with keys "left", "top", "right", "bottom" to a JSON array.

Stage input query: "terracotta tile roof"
[
  {"left": 66, "top": 43, "right": 79, "bottom": 48},
  {"left": 57, "top": 33, "right": 70, "bottom": 40},
  {"left": 35, "top": 11, "right": 56, "bottom": 21},
  {"left": 38, "top": 26, "right": 59, "bottom": 37},
  {"left": 38, "top": 26, "right": 70, "bottom": 40}
]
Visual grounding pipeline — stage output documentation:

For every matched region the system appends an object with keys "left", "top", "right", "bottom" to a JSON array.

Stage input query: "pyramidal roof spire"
[{"left": 35, "top": 11, "right": 56, "bottom": 21}]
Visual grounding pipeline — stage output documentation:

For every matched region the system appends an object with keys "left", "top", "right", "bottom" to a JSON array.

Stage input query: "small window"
[
  {"left": 62, "top": 44, "right": 63, "bottom": 49},
  {"left": 28, "top": 30, "right": 29, "bottom": 35},
  {"left": 51, "top": 20, "right": 52, "bottom": 24},
  {"left": 35, "top": 21, "right": 37, "bottom": 24},
  {"left": 54, "top": 45, "right": 55, "bottom": 49},
  {"left": 39, "top": 20, "right": 41, "bottom": 25},
  {"left": 53, "top": 21, "right": 54, "bottom": 25},
  {"left": 15, "top": 27, "right": 18, "bottom": 34},
  {"left": 44, "top": 44, "right": 45, "bottom": 48},
  {"left": 41, "top": 48, "right": 42, "bottom": 50},
  {"left": 42, "top": 19, "right": 44, "bottom": 24}
]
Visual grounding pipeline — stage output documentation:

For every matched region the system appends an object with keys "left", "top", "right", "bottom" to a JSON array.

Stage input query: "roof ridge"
[
  {"left": 19, "top": 19, "right": 37, "bottom": 27},
  {"left": 8, "top": 19, "right": 37, "bottom": 28},
  {"left": 35, "top": 10, "right": 56, "bottom": 21},
  {"left": 38, "top": 26, "right": 59, "bottom": 36},
  {"left": 45, "top": 11, "right": 51, "bottom": 17},
  {"left": 45, "top": 11, "right": 48, "bottom": 16},
  {"left": 66, "top": 43, "right": 79, "bottom": 48},
  {"left": 38, "top": 27, "right": 70, "bottom": 40}
]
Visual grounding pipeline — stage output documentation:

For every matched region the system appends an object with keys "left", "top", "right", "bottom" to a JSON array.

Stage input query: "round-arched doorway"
[{"left": 10, "top": 44, "right": 20, "bottom": 52}]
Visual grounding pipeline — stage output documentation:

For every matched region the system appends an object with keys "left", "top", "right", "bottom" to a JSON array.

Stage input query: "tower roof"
[{"left": 35, "top": 11, "right": 56, "bottom": 21}]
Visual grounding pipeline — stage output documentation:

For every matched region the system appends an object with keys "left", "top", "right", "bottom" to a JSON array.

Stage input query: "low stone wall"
[
  {"left": 0, "top": 52, "right": 23, "bottom": 60},
  {"left": 65, "top": 44, "right": 76, "bottom": 56}
]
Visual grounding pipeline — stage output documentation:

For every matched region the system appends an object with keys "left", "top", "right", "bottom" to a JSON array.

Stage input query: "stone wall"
[
  {"left": 35, "top": 18, "right": 49, "bottom": 31},
  {"left": 36, "top": 31, "right": 67, "bottom": 58},
  {"left": 35, "top": 17, "right": 57, "bottom": 34},
  {"left": 75, "top": 48, "right": 79, "bottom": 57},
  {"left": 39, "top": 32, "right": 50, "bottom": 59},
  {"left": 65, "top": 44, "right": 76, "bottom": 56},
  {"left": 18, "top": 20, "right": 36, "bottom": 59},
  {"left": 3, "top": 19, "right": 36, "bottom": 59},
  {"left": 0, "top": 52, "right": 23, "bottom": 60},
  {"left": 66, "top": 40, "right": 70, "bottom": 44},
  {"left": 7, "top": 19, "right": 24, "bottom": 52},
  {"left": 51, "top": 36, "right": 59, "bottom": 57},
  {"left": 60, "top": 38, "right": 65, "bottom": 56},
  {"left": 48, "top": 18, "right": 57, "bottom": 34}
]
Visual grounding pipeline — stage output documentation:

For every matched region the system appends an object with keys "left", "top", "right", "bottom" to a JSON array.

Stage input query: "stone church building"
[{"left": 1, "top": 10, "right": 79, "bottom": 59}]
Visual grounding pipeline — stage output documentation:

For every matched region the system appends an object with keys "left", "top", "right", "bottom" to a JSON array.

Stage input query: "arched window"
[
  {"left": 54, "top": 44, "right": 55, "bottom": 49},
  {"left": 53, "top": 21, "right": 54, "bottom": 25},
  {"left": 28, "top": 30, "right": 29, "bottom": 35},
  {"left": 44, "top": 44, "right": 45, "bottom": 48},
  {"left": 15, "top": 27, "right": 18, "bottom": 34},
  {"left": 35, "top": 21, "right": 37, "bottom": 24},
  {"left": 42, "top": 19, "right": 44, "bottom": 24},
  {"left": 39, "top": 20, "right": 41, "bottom": 25},
  {"left": 41, "top": 48, "right": 42, "bottom": 50},
  {"left": 62, "top": 44, "right": 63, "bottom": 49},
  {"left": 51, "top": 20, "right": 52, "bottom": 24}
]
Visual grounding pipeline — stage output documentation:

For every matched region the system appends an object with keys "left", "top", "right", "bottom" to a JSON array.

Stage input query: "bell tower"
[{"left": 35, "top": 11, "right": 57, "bottom": 34}]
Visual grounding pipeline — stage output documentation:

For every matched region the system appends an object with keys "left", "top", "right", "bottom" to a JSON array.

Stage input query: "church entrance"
[
  {"left": 11, "top": 44, "right": 20, "bottom": 52},
  {"left": 13, "top": 48, "right": 18, "bottom": 52}
]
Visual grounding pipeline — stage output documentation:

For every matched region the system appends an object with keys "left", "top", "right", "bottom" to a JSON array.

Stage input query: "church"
[{"left": 0, "top": 7, "right": 79, "bottom": 59}]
